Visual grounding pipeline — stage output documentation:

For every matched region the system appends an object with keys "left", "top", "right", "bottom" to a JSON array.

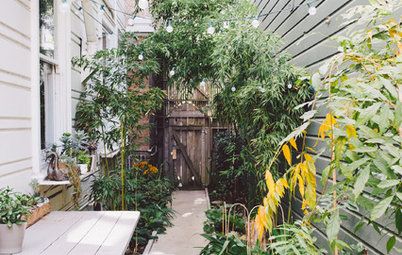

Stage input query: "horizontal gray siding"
[{"left": 255, "top": 0, "right": 401, "bottom": 254}]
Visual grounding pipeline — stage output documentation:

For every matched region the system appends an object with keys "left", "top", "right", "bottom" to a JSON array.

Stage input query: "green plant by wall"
[
  {"left": 73, "top": 33, "right": 165, "bottom": 209},
  {"left": 211, "top": 0, "right": 311, "bottom": 188},
  {"left": 91, "top": 163, "right": 173, "bottom": 253},
  {"left": 255, "top": 1, "right": 402, "bottom": 254}
]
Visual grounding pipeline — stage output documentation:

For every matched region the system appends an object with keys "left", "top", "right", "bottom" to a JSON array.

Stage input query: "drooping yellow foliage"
[
  {"left": 318, "top": 113, "right": 336, "bottom": 139},
  {"left": 345, "top": 124, "right": 357, "bottom": 139},
  {"left": 282, "top": 144, "right": 292, "bottom": 165},
  {"left": 256, "top": 170, "right": 289, "bottom": 240},
  {"left": 256, "top": 140, "right": 316, "bottom": 240},
  {"left": 289, "top": 157, "right": 316, "bottom": 215},
  {"left": 289, "top": 138, "right": 298, "bottom": 150}
]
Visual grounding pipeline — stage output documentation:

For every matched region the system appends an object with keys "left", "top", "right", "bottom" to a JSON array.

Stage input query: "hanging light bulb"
[
  {"left": 169, "top": 69, "right": 175, "bottom": 77},
  {"left": 251, "top": 17, "right": 260, "bottom": 28},
  {"left": 207, "top": 23, "right": 215, "bottom": 35},
  {"left": 308, "top": 4, "right": 317, "bottom": 16},
  {"left": 99, "top": 4, "right": 105, "bottom": 16},
  {"left": 127, "top": 18, "right": 135, "bottom": 26},
  {"left": 200, "top": 79, "right": 206, "bottom": 88},
  {"left": 138, "top": 0, "right": 149, "bottom": 10},
  {"left": 166, "top": 19, "right": 173, "bottom": 33},
  {"left": 287, "top": 83, "right": 293, "bottom": 89},
  {"left": 138, "top": 53, "right": 144, "bottom": 61},
  {"left": 223, "top": 21, "right": 229, "bottom": 29},
  {"left": 231, "top": 86, "right": 236, "bottom": 92},
  {"left": 60, "top": 0, "right": 70, "bottom": 13}
]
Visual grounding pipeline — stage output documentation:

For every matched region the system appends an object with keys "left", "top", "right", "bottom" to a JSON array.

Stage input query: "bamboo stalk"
[{"left": 120, "top": 117, "right": 126, "bottom": 210}]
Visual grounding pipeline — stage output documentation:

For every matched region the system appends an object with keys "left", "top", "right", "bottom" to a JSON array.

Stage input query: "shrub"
[{"left": 91, "top": 163, "right": 173, "bottom": 250}]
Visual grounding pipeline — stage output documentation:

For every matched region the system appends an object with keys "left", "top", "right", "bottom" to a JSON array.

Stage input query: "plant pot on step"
[
  {"left": 27, "top": 198, "right": 51, "bottom": 228},
  {"left": 0, "top": 222, "right": 27, "bottom": 254}
]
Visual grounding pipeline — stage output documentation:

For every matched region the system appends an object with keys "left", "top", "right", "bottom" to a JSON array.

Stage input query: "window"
[
  {"left": 40, "top": 0, "right": 55, "bottom": 58},
  {"left": 39, "top": 0, "right": 57, "bottom": 149}
]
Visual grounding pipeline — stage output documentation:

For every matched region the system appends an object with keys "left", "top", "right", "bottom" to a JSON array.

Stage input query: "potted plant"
[
  {"left": 0, "top": 188, "right": 36, "bottom": 254},
  {"left": 26, "top": 180, "right": 51, "bottom": 228},
  {"left": 77, "top": 151, "right": 91, "bottom": 174}
]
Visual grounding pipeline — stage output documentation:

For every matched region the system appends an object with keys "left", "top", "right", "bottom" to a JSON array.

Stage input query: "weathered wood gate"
[{"left": 164, "top": 101, "right": 211, "bottom": 188}]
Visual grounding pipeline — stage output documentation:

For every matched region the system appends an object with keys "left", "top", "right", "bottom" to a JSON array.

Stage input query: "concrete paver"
[{"left": 148, "top": 190, "right": 208, "bottom": 255}]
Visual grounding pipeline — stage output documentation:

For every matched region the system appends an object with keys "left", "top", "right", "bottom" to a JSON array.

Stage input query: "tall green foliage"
[
  {"left": 73, "top": 33, "right": 165, "bottom": 209},
  {"left": 211, "top": 0, "right": 311, "bottom": 193},
  {"left": 147, "top": 0, "right": 235, "bottom": 92}
]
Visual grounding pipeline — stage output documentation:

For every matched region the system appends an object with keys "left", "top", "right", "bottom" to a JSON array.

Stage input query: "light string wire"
[
  {"left": 163, "top": 0, "right": 320, "bottom": 27},
  {"left": 87, "top": 0, "right": 140, "bottom": 17},
  {"left": 77, "top": 0, "right": 320, "bottom": 29}
]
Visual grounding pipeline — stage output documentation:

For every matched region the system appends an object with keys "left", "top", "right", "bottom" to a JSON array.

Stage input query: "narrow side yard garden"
[{"left": 1, "top": 0, "right": 401, "bottom": 255}]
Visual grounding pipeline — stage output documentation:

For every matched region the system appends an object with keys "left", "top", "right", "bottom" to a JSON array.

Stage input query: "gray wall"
[{"left": 255, "top": 0, "right": 401, "bottom": 254}]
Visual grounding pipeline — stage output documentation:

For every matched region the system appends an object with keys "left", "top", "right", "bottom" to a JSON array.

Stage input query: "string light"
[
  {"left": 231, "top": 86, "right": 236, "bottom": 92},
  {"left": 200, "top": 79, "right": 206, "bottom": 88},
  {"left": 251, "top": 17, "right": 260, "bottom": 28},
  {"left": 169, "top": 69, "right": 175, "bottom": 77},
  {"left": 207, "top": 23, "right": 215, "bottom": 35},
  {"left": 287, "top": 83, "right": 293, "bottom": 89},
  {"left": 138, "top": 0, "right": 149, "bottom": 10},
  {"left": 127, "top": 18, "right": 135, "bottom": 26},
  {"left": 158, "top": 0, "right": 320, "bottom": 36},
  {"left": 307, "top": 2, "right": 317, "bottom": 16},
  {"left": 166, "top": 19, "right": 174, "bottom": 33},
  {"left": 138, "top": 53, "right": 144, "bottom": 61}
]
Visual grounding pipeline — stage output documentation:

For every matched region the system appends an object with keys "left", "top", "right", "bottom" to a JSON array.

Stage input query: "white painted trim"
[{"left": 31, "top": 0, "right": 40, "bottom": 177}]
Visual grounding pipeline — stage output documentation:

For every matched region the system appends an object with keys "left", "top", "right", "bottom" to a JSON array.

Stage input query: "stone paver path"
[{"left": 148, "top": 190, "right": 208, "bottom": 255}]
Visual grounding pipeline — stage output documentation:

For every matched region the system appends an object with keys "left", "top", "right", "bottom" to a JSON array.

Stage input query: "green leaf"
[
  {"left": 381, "top": 77, "right": 398, "bottom": 99},
  {"left": 311, "top": 73, "right": 321, "bottom": 90},
  {"left": 370, "top": 196, "right": 394, "bottom": 220},
  {"left": 326, "top": 209, "right": 340, "bottom": 242},
  {"left": 378, "top": 180, "right": 400, "bottom": 189},
  {"left": 386, "top": 236, "right": 396, "bottom": 253},
  {"left": 321, "top": 166, "right": 331, "bottom": 187},
  {"left": 353, "top": 165, "right": 370, "bottom": 197},
  {"left": 396, "top": 208, "right": 402, "bottom": 234},
  {"left": 391, "top": 165, "right": 402, "bottom": 175}
]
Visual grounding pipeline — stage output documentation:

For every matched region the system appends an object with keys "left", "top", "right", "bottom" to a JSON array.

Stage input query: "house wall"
[
  {"left": 255, "top": 1, "right": 401, "bottom": 254},
  {"left": 0, "top": 0, "right": 34, "bottom": 193},
  {"left": 0, "top": 0, "right": 130, "bottom": 210}
]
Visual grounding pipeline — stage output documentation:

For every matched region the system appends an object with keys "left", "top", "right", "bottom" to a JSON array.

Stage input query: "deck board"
[{"left": 22, "top": 211, "right": 140, "bottom": 255}]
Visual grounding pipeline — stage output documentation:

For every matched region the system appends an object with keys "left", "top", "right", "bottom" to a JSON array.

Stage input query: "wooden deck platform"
[{"left": 21, "top": 211, "right": 140, "bottom": 255}]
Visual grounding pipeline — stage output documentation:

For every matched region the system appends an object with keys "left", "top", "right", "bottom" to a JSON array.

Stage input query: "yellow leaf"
[
  {"left": 300, "top": 161, "right": 308, "bottom": 179},
  {"left": 282, "top": 144, "right": 292, "bottom": 165},
  {"left": 346, "top": 125, "right": 357, "bottom": 138},
  {"left": 289, "top": 138, "right": 298, "bottom": 150},
  {"left": 298, "top": 175, "right": 305, "bottom": 196},
  {"left": 265, "top": 170, "right": 275, "bottom": 193},
  {"left": 304, "top": 153, "right": 314, "bottom": 163},
  {"left": 278, "top": 178, "right": 289, "bottom": 189},
  {"left": 398, "top": 42, "right": 402, "bottom": 56}
]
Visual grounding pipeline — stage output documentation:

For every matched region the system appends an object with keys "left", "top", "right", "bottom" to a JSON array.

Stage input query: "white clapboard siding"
[
  {"left": 0, "top": 0, "right": 32, "bottom": 193},
  {"left": 256, "top": 0, "right": 402, "bottom": 254}
]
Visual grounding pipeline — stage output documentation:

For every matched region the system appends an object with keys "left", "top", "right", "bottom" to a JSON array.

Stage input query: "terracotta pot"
[{"left": 0, "top": 222, "right": 27, "bottom": 254}]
